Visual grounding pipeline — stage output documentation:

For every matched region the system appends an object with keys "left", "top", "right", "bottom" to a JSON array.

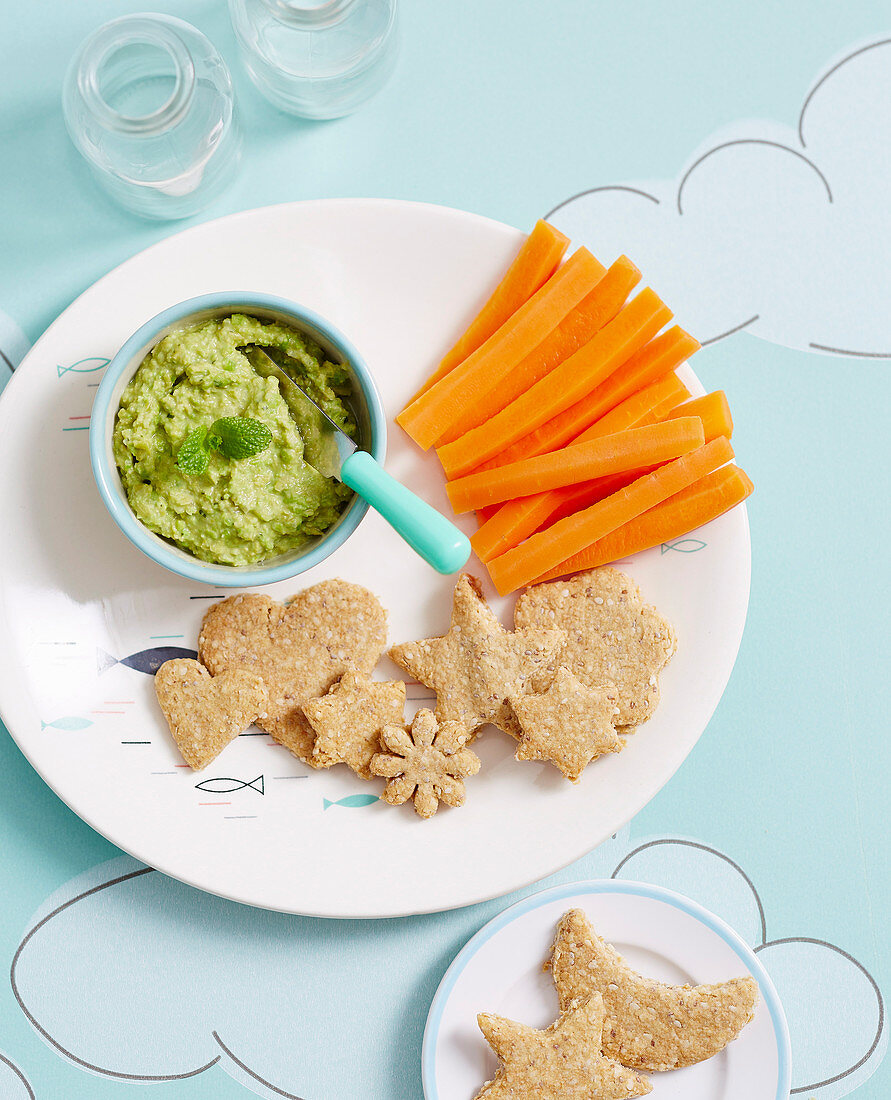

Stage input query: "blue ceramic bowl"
[{"left": 90, "top": 292, "right": 386, "bottom": 587}]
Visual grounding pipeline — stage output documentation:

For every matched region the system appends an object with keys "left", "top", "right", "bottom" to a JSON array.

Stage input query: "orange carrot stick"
[
  {"left": 469, "top": 375, "right": 691, "bottom": 562},
  {"left": 543, "top": 468, "right": 655, "bottom": 525},
  {"left": 535, "top": 463, "right": 753, "bottom": 581},
  {"left": 468, "top": 326, "right": 699, "bottom": 475},
  {"left": 408, "top": 220, "right": 570, "bottom": 404},
  {"left": 437, "top": 255, "right": 641, "bottom": 444},
  {"left": 437, "top": 288, "right": 673, "bottom": 478},
  {"left": 646, "top": 379, "right": 695, "bottom": 423},
  {"left": 486, "top": 436, "right": 734, "bottom": 595},
  {"left": 471, "top": 467, "right": 647, "bottom": 563},
  {"left": 664, "top": 390, "right": 733, "bottom": 442},
  {"left": 580, "top": 372, "right": 691, "bottom": 439},
  {"left": 447, "top": 417, "right": 704, "bottom": 514},
  {"left": 397, "top": 247, "right": 606, "bottom": 449}
]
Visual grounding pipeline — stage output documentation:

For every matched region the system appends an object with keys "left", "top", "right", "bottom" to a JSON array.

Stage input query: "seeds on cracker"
[
  {"left": 550, "top": 908, "right": 758, "bottom": 1072},
  {"left": 303, "top": 671, "right": 406, "bottom": 779},
  {"left": 370, "top": 708, "right": 480, "bottom": 819},
  {"left": 154, "top": 658, "right": 268, "bottom": 770},
  {"left": 388, "top": 573, "right": 565, "bottom": 739},
  {"left": 474, "top": 992, "right": 652, "bottom": 1099},
  {"left": 510, "top": 666, "right": 621, "bottom": 781},
  {"left": 198, "top": 580, "right": 387, "bottom": 765},
  {"left": 514, "top": 567, "right": 676, "bottom": 730}
]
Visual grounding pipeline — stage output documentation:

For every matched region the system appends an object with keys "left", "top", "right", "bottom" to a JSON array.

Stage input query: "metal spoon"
[{"left": 247, "top": 348, "right": 471, "bottom": 574}]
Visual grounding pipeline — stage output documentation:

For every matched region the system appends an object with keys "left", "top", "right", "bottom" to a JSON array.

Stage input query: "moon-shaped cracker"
[{"left": 550, "top": 908, "right": 758, "bottom": 1071}]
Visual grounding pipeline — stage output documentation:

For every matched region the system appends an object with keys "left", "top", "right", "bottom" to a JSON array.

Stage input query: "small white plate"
[
  {"left": 0, "top": 199, "right": 749, "bottom": 916},
  {"left": 423, "top": 880, "right": 791, "bottom": 1099}
]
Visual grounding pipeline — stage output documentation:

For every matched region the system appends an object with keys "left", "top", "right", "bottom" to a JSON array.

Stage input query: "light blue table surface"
[{"left": 0, "top": 2, "right": 888, "bottom": 1098}]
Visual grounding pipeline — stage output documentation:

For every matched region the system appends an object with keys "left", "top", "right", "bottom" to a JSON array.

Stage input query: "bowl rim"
[{"left": 89, "top": 291, "right": 387, "bottom": 586}]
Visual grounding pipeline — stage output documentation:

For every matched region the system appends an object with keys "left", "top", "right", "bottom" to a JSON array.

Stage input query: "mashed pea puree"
[{"left": 113, "top": 313, "right": 356, "bottom": 566}]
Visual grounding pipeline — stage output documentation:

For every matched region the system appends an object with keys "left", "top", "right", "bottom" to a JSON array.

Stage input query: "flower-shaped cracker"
[{"left": 370, "top": 708, "right": 480, "bottom": 819}]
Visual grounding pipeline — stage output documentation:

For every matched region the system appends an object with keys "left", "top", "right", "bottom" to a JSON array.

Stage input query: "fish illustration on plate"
[
  {"left": 97, "top": 646, "right": 197, "bottom": 676},
  {"left": 40, "top": 716, "right": 93, "bottom": 731},
  {"left": 57, "top": 356, "right": 109, "bottom": 378},
  {"left": 323, "top": 794, "right": 380, "bottom": 810},
  {"left": 195, "top": 775, "right": 265, "bottom": 795},
  {"left": 661, "top": 538, "right": 707, "bottom": 554}
]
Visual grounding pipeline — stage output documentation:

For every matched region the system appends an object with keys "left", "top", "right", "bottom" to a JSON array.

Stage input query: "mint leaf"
[
  {"left": 211, "top": 417, "right": 273, "bottom": 460},
  {"left": 176, "top": 427, "right": 210, "bottom": 475}
]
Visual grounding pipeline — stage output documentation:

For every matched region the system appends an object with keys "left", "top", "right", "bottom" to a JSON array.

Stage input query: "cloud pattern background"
[
  {"left": 3, "top": 35, "right": 889, "bottom": 1100},
  {"left": 0, "top": 1052, "right": 34, "bottom": 1100},
  {"left": 9, "top": 832, "right": 885, "bottom": 1099},
  {"left": 546, "top": 38, "right": 891, "bottom": 357},
  {"left": 0, "top": 308, "right": 29, "bottom": 392}
]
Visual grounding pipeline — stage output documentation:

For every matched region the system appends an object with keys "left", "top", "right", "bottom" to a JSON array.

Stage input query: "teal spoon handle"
[{"left": 340, "top": 450, "right": 471, "bottom": 574}]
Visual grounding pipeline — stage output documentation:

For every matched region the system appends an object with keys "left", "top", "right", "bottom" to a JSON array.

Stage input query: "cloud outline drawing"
[
  {"left": 9, "top": 827, "right": 885, "bottom": 1100},
  {"left": 545, "top": 36, "right": 891, "bottom": 358},
  {"left": 611, "top": 836, "right": 886, "bottom": 1097},
  {"left": 0, "top": 1050, "right": 35, "bottom": 1099},
  {"left": 9, "top": 866, "right": 225, "bottom": 1087}
]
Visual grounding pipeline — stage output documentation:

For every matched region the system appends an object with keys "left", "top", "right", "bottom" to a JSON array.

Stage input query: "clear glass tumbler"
[
  {"left": 62, "top": 14, "right": 242, "bottom": 220},
  {"left": 228, "top": 0, "right": 398, "bottom": 120}
]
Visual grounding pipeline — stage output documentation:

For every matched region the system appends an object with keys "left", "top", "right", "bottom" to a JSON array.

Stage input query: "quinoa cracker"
[
  {"left": 304, "top": 671, "right": 406, "bottom": 779},
  {"left": 510, "top": 666, "right": 622, "bottom": 781},
  {"left": 370, "top": 708, "right": 480, "bottom": 819},
  {"left": 154, "top": 658, "right": 268, "bottom": 770},
  {"left": 550, "top": 908, "right": 758, "bottom": 1071},
  {"left": 474, "top": 992, "right": 652, "bottom": 1099},
  {"left": 514, "top": 568, "right": 676, "bottom": 730},
  {"left": 388, "top": 573, "right": 565, "bottom": 738},
  {"left": 198, "top": 580, "right": 387, "bottom": 764}
]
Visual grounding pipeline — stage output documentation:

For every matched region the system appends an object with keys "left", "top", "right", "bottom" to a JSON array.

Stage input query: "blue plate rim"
[
  {"left": 88, "top": 289, "right": 387, "bottom": 587},
  {"left": 421, "top": 877, "right": 792, "bottom": 1099}
]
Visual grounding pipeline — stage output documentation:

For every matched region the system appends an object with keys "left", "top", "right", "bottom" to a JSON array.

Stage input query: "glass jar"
[
  {"left": 62, "top": 14, "right": 242, "bottom": 220},
  {"left": 228, "top": 0, "right": 398, "bottom": 120}
]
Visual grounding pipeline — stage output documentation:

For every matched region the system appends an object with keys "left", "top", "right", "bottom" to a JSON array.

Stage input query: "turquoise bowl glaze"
[{"left": 90, "top": 292, "right": 387, "bottom": 587}]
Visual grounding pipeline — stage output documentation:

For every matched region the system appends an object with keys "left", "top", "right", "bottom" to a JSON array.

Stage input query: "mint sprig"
[
  {"left": 177, "top": 426, "right": 211, "bottom": 475},
  {"left": 212, "top": 417, "right": 273, "bottom": 460},
  {"left": 176, "top": 417, "right": 272, "bottom": 474}
]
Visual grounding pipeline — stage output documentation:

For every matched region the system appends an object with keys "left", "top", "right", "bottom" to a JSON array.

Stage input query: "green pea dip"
[{"left": 113, "top": 313, "right": 357, "bottom": 566}]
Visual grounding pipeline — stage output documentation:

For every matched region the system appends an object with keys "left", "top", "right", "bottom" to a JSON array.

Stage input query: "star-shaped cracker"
[
  {"left": 551, "top": 908, "right": 758, "bottom": 1071},
  {"left": 154, "top": 659, "right": 268, "bottom": 770},
  {"left": 509, "top": 666, "right": 621, "bottom": 781},
  {"left": 198, "top": 581, "right": 387, "bottom": 764},
  {"left": 389, "top": 574, "right": 565, "bottom": 738},
  {"left": 514, "top": 568, "right": 676, "bottom": 730},
  {"left": 303, "top": 671, "right": 406, "bottom": 779},
  {"left": 369, "top": 708, "right": 480, "bottom": 819},
  {"left": 474, "top": 992, "right": 652, "bottom": 1099}
]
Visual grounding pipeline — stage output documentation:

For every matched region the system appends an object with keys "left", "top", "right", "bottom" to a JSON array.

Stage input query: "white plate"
[
  {"left": 0, "top": 199, "right": 749, "bottom": 917},
  {"left": 423, "top": 880, "right": 791, "bottom": 1099}
]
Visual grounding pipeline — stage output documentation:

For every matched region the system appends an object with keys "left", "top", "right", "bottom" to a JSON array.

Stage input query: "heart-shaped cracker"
[
  {"left": 154, "top": 658, "right": 268, "bottom": 770},
  {"left": 198, "top": 580, "right": 388, "bottom": 764}
]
